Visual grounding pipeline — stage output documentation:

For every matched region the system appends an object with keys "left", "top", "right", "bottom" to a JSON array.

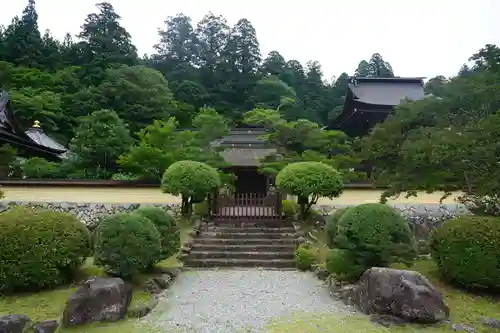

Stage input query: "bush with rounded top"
[
  {"left": 0, "top": 207, "right": 90, "bottom": 293},
  {"left": 276, "top": 162, "right": 343, "bottom": 220},
  {"left": 161, "top": 160, "right": 221, "bottom": 216},
  {"left": 94, "top": 213, "right": 162, "bottom": 278},
  {"left": 282, "top": 199, "right": 299, "bottom": 219},
  {"left": 133, "top": 206, "right": 180, "bottom": 259},
  {"left": 325, "top": 248, "right": 365, "bottom": 282},
  {"left": 430, "top": 216, "right": 500, "bottom": 290},
  {"left": 295, "top": 245, "right": 316, "bottom": 271},
  {"left": 334, "top": 203, "right": 416, "bottom": 274},
  {"left": 325, "top": 207, "right": 351, "bottom": 248}
]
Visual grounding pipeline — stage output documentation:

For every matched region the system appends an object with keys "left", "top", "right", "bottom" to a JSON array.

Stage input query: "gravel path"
[{"left": 143, "top": 269, "right": 349, "bottom": 333}]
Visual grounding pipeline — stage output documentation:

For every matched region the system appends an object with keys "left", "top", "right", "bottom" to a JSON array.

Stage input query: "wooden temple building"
[
  {"left": 327, "top": 77, "right": 425, "bottom": 136},
  {"left": 0, "top": 90, "right": 67, "bottom": 161}
]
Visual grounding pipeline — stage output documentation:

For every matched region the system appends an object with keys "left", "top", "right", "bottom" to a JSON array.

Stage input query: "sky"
[{"left": 1, "top": 0, "right": 499, "bottom": 81}]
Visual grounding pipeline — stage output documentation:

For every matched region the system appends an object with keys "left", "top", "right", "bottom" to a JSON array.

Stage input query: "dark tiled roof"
[
  {"left": 348, "top": 77, "right": 425, "bottom": 106},
  {"left": 25, "top": 122, "right": 67, "bottom": 153},
  {"left": 219, "top": 148, "right": 276, "bottom": 166}
]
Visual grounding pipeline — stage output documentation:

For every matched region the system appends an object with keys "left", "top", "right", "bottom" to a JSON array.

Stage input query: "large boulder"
[
  {"left": 0, "top": 314, "right": 31, "bottom": 333},
  {"left": 347, "top": 267, "right": 449, "bottom": 323},
  {"left": 61, "top": 277, "right": 132, "bottom": 327}
]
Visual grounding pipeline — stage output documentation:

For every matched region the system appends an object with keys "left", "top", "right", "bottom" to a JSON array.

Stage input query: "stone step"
[
  {"left": 214, "top": 220, "right": 292, "bottom": 228},
  {"left": 191, "top": 244, "right": 296, "bottom": 253},
  {"left": 194, "top": 238, "right": 297, "bottom": 246},
  {"left": 184, "top": 258, "right": 296, "bottom": 268},
  {"left": 189, "top": 251, "right": 295, "bottom": 260},
  {"left": 212, "top": 226, "right": 296, "bottom": 234},
  {"left": 199, "top": 232, "right": 296, "bottom": 239}
]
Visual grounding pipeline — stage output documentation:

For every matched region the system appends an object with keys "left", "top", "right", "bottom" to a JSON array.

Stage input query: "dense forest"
[{"left": 1, "top": 0, "right": 499, "bottom": 207}]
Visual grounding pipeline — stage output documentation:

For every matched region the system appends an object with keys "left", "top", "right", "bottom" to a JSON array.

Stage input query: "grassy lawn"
[
  {"left": 278, "top": 225, "right": 500, "bottom": 333},
  {"left": 0, "top": 220, "right": 193, "bottom": 333}
]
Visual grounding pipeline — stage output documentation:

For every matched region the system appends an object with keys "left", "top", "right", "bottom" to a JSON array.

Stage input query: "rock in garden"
[
  {"left": 32, "top": 320, "right": 58, "bottom": 333},
  {"left": 0, "top": 314, "right": 31, "bottom": 333},
  {"left": 451, "top": 323, "right": 476, "bottom": 332},
  {"left": 315, "top": 266, "right": 329, "bottom": 280},
  {"left": 370, "top": 314, "right": 407, "bottom": 327},
  {"left": 61, "top": 277, "right": 132, "bottom": 327},
  {"left": 480, "top": 317, "right": 500, "bottom": 329},
  {"left": 348, "top": 267, "right": 449, "bottom": 323}
]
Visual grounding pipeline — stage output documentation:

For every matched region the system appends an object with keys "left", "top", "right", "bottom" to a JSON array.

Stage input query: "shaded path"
[{"left": 143, "top": 269, "right": 349, "bottom": 333}]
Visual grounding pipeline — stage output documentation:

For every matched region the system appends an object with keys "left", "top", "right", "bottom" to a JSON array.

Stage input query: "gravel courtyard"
[{"left": 143, "top": 269, "right": 350, "bottom": 333}]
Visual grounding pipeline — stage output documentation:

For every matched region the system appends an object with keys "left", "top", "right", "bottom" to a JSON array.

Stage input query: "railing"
[{"left": 211, "top": 191, "right": 283, "bottom": 220}]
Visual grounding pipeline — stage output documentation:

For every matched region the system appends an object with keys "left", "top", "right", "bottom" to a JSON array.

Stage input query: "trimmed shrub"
[
  {"left": 133, "top": 207, "right": 180, "bottom": 260},
  {"left": 94, "top": 213, "right": 162, "bottom": 278},
  {"left": 334, "top": 203, "right": 416, "bottom": 278},
  {"left": 161, "top": 160, "right": 221, "bottom": 217},
  {"left": 295, "top": 245, "right": 316, "bottom": 271},
  {"left": 193, "top": 200, "right": 210, "bottom": 218},
  {"left": 325, "top": 248, "right": 365, "bottom": 282},
  {"left": 276, "top": 162, "right": 343, "bottom": 220},
  {"left": 430, "top": 216, "right": 500, "bottom": 290},
  {"left": 282, "top": 199, "right": 299, "bottom": 219},
  {"left": 325, "top": 207, "right": 351, "bottom": 248},
  {"left": 0, "top": 208, "right": 90, "bottom": 293}
]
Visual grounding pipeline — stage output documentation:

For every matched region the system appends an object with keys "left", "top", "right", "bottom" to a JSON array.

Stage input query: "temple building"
[
  {"left": 327, "top": 77, "right": 426, "bottom": 137},
  {"left": 0, "top": 91, "right": 67, "bottom": 161},
  {"left": 212, "top": 127, "right": 275, "bottom": 195}
]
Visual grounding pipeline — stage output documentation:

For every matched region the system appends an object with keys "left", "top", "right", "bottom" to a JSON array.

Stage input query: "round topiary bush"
[
  {"left": 161, "top": 160, "right": 221, "bottom": 217},
  {"left": 295, "top": 245, "right": 316, "bottom": 271},
  {"left": 0, "top": 207, "right": 90, "bottom": 293},
  {"left": 94, "top": 213, "right": 162, "bottom": 278},
  {"left": 282, "top": 199, "right": 299, "bottom": 219},
  {"left": 276, "top": 162, "right": 343, "bottom": 220},
  {"left": 334, "top": 203, "right": 416, "bottom": 272},
  {"left": 430, "top": 216, "right": 500, "bottom": 290},
  {"left": 325, "top": 248, "right": 365, "bottom": 282},
  {"left": 133, "top": 206, "right": 180, "bottom": 259},
  {"left": 325, "top": 207, "right": 351, "bottom": 248}
]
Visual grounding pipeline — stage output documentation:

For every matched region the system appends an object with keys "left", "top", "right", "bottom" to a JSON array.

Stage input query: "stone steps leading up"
[
  {"left": 198, "top": 232, "right": 296, "bottom": 240},
  {"left": 183, "top": 219, "right": 299, "bottom": 269},
  {"left": 212, "top": 227, "right": 296, "bottom": 234},
  {"left": 191, "top": 244, "right": 296, "bottom": 253},
  {"left": 194, "top": 238, "right": 297, "bottom": 246},
  {"left": 189, "top": 250, "right": 295, "bottom": 260},
  {"left": 184, "top": 258, "right": 296, "bottom": 268}
]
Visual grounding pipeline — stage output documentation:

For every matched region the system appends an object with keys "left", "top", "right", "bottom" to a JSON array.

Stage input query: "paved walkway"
[{"left": 142, "top": 269, "right": 349, "bottom": 333}]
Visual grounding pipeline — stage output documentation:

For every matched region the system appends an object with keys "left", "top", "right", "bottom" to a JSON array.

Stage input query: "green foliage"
[
  {"left": 0, "top": 145, "right": 17, "bottom": 178},
  {"left": 243, "top": 109, "right": 364, "bottom": 183},
  {"left": 94, "top": 213, "right": 162, "bottom": 278},
  {"left": 193, "top": 201, "right": 210, "bottom": 218},
  {"left": 161, "top": 160, "right": 221, "bottom": 216},
  {"left": 281, "top": 199, "right": 299, "bottom": 219},
  {"left": 295, "top": 245, "right": 316, "bottom": 271},
  {"left": 20, "top": 157, "right": 60, "bottom": 179},
  {"left": 325, "top": 207, "right": 351, "bottom": 248},
  {"left": 0, "top": 207, "right": 90, "bottom": 293},
  {"left": 430, "top": 216, "right": 500, "bottom": 290},
  {"left": 133, "top": 206, "right": 180, "bottom": 259},
  {"left": 333, "top": 203, "right": 416, "bottom": 276},
  {"left": 276, "top": 162, "right": 343, "bottom": 220},
  {"left": 325, "top": 248, "right": 365, "bottom": 282}
]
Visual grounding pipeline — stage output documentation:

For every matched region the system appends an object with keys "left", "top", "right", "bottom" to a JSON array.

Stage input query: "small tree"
[
  {"left": 276, "top": 162, "right": 343, "bottom": 220},
  {"left": 161, "top": 160, "right": 221, "bottom": 217}
]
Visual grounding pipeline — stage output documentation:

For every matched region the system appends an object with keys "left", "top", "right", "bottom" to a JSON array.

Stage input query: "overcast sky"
[{"left": 1, "top": 0, "right": 499, "bottom": 80}]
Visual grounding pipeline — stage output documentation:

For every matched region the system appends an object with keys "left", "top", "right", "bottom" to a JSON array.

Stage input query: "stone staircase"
[{"left": 184, "top": 221, "right": 298, "bottom": 269}]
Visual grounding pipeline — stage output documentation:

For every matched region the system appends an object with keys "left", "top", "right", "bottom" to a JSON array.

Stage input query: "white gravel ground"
[{"left": 142, "top": 269, "right": 349, "bottom": 333}]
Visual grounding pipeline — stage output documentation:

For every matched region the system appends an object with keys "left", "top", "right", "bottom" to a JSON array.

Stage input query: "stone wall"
[{"left": 0, "top": 201, "right": 180, "bottom": 229}]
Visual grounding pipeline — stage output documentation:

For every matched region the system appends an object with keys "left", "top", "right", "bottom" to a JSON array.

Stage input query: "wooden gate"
[{"left": 210, "top": 191, "right": 283, "bottom": 221}]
